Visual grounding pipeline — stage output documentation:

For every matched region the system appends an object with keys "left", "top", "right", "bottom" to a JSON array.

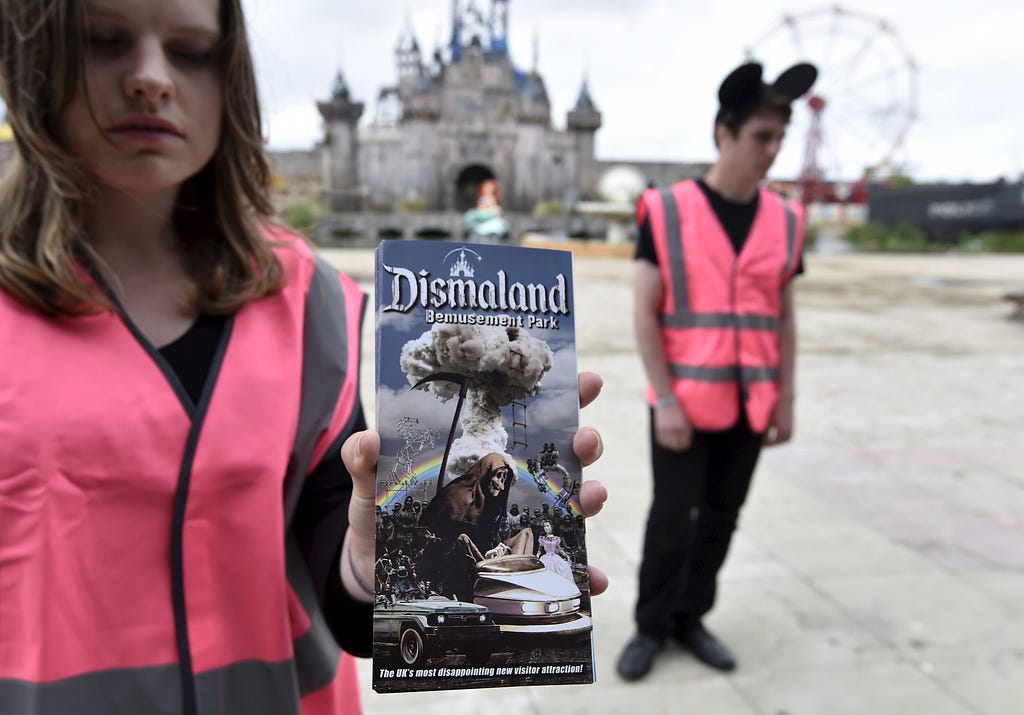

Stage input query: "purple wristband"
[{"left": 346, "top": 543, "right": 374, "bottom": 597}]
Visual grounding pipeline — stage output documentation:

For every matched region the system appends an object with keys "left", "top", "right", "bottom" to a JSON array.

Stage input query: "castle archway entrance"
[{"left": 456, "top": 165, "right": 496, "bottom": 211}]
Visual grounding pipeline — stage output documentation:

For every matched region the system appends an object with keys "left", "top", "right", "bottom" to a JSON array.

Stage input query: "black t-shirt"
[
  {"left": 158, "top": 313, "right": 227, "bottom": 404},
  {"left": 635, "top": 178, "right": 805, "bottom": 277}
]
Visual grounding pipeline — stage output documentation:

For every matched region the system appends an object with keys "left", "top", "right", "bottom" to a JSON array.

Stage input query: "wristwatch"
[{"left": 655, "top": 394, "right": 679, "bottom": 409}]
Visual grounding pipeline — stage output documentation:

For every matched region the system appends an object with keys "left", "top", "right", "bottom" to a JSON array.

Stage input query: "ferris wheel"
[{"left": 743, "top": 6, "right": 918, "bottom": 197}]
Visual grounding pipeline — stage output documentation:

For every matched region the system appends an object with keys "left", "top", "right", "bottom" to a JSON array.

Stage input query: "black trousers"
[{"left": 634, "top": 408, "right": 763, "bottom": 638}]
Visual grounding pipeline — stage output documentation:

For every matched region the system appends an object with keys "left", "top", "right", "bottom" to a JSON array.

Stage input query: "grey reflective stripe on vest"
[
  {"left": 657, "top": 187, "right": 779, "bottom": 332},
  {"left": 283, "top": 255, "right": 355, "bottom": 521},
  {"left": 737, "top": 314, "right": 779, "bottom": 331},
  {"left": 281, "top": 255, "right": 362, "bottom": 697},
  {"left": 660, "top": 312, "right": 779, "bottom": 330},
  {"left": 0, "top": 666, "right": 184, "bottom": 715},
  {"left": 781, "top": 200, "right": 797, "bottom": 277},
  {"left": 660, "top": 188, "right": 691, "bottom": 320},
  {"left": 742, "top": 366, "right": 779, "bottom": 383},
  {"left": 662, "top": 311, "right": 733, "bottom": 328},
  {"left": 0, "top": 660, "right": 303, "bottom": 715},
  {"left": 287, "top": 534, "right": 344, "bottom": 696},
  {"left": 668, "top": 364, "right": 779, "bottom": 383},
  {"left": 668, "top": 364, "right": 737, "bottom": 382}
]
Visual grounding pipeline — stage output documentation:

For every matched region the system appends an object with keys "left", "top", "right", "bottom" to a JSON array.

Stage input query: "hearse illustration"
[{"left": 373, "top": 597, "right": 498, "bottom": 667}]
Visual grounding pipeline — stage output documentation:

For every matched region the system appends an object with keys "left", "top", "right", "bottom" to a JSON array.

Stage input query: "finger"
[
  {"left": 572, "top": 426, "right": 603, "bottom": 467},
  {"left": 578, "top": 479, "right": 608, "bottom": 518},
  {"left": 340, "top": 430, "right": 381, "bottom": 499},
  {"left": 675, "top": 426, "right": 692, "bottom": 451},
  {"left": 655, "top": 432, "right": 674, "bottom": 452},
  {"left": 588, "top": 564, "right": 609, "bottom": 597},
  {"left": 578, "top": 371, "right": 603, "bottom": 409},
  {"left": 657, "top": 428, "right": 689, "bottom": 453}
]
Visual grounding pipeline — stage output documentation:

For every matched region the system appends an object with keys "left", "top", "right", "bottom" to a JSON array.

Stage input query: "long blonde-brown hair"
[{"left": 0, "top": 0, "right": 284, "bottom": 316}]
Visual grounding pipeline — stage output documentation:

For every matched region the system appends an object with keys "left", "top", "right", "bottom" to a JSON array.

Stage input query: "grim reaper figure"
[{"left": 418, "top": 452, "right": 534, "bottom": 599}]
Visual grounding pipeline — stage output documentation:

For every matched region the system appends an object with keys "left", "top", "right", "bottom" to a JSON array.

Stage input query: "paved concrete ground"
[{"left": 322, "top": 248, "right": 1024, "bottom": 715}]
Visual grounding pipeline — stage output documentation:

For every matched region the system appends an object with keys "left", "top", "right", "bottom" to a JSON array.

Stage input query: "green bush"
[
  {"left": 881, "top": 223, "right": 932, "bottom": 251},
  {"left": 842, "top": 223, "right": 1024, "bottom": 253},
  {"left": 531, "top": 200, "right": 565, "bottom": 217},
  {"left": 282, "top": 203, "right": 316, "bottom": 233},
  {"left": 844, "top": 222, "right": 885, "bottom": 250},
  {"left": 845, "top": 222, "right": 932, "bottom": 252},
  {"left": 969, "top": 231, "right": 1024, "bottom": 253},
  {"left": 803, "top": 224, "right": 819, "bottom": 251},
  {"left": 397, "top": 196, "right": 427, "bottom": 213}
]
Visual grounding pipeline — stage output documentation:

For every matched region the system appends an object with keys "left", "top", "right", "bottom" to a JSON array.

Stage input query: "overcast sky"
[{"left": 247, "top": 1, "right": 1018, "bottom": 183}]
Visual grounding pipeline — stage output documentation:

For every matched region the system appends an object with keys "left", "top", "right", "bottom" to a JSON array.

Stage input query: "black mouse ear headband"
[{"left": 718, "top": 61, "right": 818, "bottom": 110}]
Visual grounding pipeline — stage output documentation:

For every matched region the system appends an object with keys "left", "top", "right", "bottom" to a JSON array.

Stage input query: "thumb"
[{"left": 341, "top": 430, "right": 380, "bottom": 500}]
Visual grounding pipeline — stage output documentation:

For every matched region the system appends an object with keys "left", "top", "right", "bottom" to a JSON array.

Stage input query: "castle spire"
[
  {"left": 575, "top": 76, "right": 596, "bottom": 111},
  {"left": 330, "top": 69, "right": 350, "bottom": 101},
  {"left": 450, "top": 0, "right": 462, "bottom": 61},
  {"left": 532, "top": 25, "right": 539, "bottom": 73},
  {"left": 567, "top": 73, "right": 601, "bottom": 131},
  {"left": 490, "top": 0, "right": 509, "bottom": 55}
]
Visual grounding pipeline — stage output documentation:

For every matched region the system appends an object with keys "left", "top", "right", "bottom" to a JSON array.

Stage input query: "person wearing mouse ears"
[{"left": 617, "top": 61, "right": 817, "bottom": 681}]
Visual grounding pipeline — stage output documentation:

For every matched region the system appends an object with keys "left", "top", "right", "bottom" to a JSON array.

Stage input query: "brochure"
[{"left": 372, "top": 239, "right": 594, "bottom": 692}]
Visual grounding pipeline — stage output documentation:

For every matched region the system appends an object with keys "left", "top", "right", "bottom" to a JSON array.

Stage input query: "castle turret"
[
  {"left": 567, "top": 79, "right": 601, "bottom": 131},
  {"left": 317, "top": 70, "right": 365, "bottom": 211},
  {"left": 397, "top": 23, "right": 440, "bottom": 122},
  {"left": 567, "top": 78, "right": 602, "bottom": 198},
  {"left": 396, "top": 22, "right": 424, "bottom": 94}
]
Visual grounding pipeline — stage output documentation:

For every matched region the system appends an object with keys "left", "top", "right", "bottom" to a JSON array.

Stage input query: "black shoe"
[
  {"left": 616, "top": 632, "right": 663, "bottom": 681},
  {"left": 676, "top": 622, "right": 736, "bottom": 671}
]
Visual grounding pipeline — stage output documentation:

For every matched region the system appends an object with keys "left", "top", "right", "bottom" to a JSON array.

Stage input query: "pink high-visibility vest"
[
  {"left": 0, "top": 232, "right": 366, "bottom": 715},
  {"left": 642, "top": 180, "right": 804, "bottom": 432}
]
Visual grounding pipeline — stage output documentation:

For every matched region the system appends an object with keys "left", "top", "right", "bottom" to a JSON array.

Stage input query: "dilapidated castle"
[{"left": 318, "top": 0, "right": 602, "bottom": 212}]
